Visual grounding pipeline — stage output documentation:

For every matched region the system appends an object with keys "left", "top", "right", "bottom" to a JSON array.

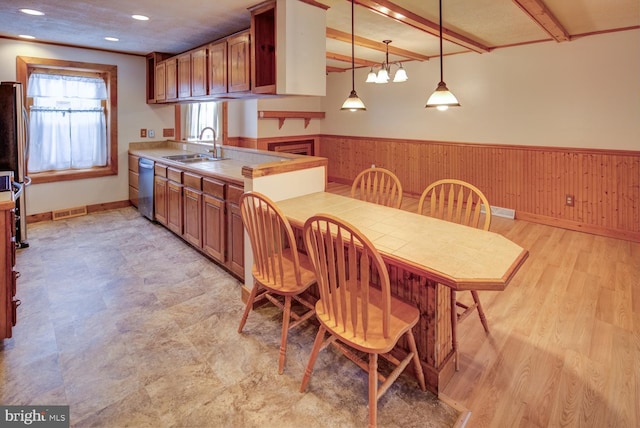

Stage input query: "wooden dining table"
[{"left": 276, "top": 191, "right": 528, "bottom": 393}]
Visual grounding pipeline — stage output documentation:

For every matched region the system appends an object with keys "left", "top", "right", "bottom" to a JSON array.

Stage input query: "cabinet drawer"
[
  {"left": 227, "top": 184, "right": 244, "bottom": 204},
  {"left": 129, "top": 171, "right": 139, "bottom": 189},
  {"left": 183, "top": 172, "right": 202, "bottom": 190},
  {"left": 167, "top": 167, "right": 183, "bottom": 183},
  {"left": 203, "top": 178, "right": 225, "bottom": 200},
  {"left": 128, "top": 154, "right": 139, "bottom": 172},
  {"left": 155, "top": 164, "right": 168, "bottom": 177}
]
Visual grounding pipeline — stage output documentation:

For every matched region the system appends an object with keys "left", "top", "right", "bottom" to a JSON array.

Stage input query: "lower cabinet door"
[
  {"left": 203, "top": 194, "right": 225, "bottom": 262},
  {"left": 167, "top": 181, "right": 184, "bottom": 235},
  {"left": 183, "top": 187, "right": 203, "bottom": 248}
]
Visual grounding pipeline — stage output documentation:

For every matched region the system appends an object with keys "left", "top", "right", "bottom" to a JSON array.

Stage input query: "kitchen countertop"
[
  {"left": 128, "top": 140, "right": 328, "bottom": 186},
  {"left": 0, "top": 191, "right": 14, "bottom": 211}
]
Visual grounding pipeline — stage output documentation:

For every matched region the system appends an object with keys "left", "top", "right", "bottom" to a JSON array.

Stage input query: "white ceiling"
[{"left": 1, "top": 0, "right": 638, "bottom": 70}]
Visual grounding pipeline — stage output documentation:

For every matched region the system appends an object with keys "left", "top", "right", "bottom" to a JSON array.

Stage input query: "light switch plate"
[{"left": 148, "top": 129, "right": 155, "bottom": 138}]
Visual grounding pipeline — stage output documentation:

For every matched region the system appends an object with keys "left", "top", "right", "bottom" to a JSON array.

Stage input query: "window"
[
  {"left": 182, "top": 101, "right": 221, "bottom": 142},
  {"left": 27, "top": 73, "right": 108, "bottom": 172},
  {"left": 17, "top": 56, "right": 117, "bottom": 184}
]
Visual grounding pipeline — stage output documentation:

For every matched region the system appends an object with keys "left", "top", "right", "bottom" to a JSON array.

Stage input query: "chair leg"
[
  {"left": 471, "top": 290, "right": 490, "bottom": 334},
  {"left": 451, "top": 290, "right": 459, "bottom": 371},
  {"left": 406, "top": 330, "right": 426, "bottom": 391},
  {"left": 238, "top": 282, "right": 260, "bottom": 334},
  {"left": 300, "top": 326, "right": 326, "bottom": 393},
  {"left": 368, "top": 353, "right": 378, "bottom": 428},
  {"left": 278, "top": 296, "right": 292, "bottom": 375}
]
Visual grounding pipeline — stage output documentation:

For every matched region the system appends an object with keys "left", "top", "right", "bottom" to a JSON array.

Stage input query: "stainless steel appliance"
[
  {"left": 138, "top": 157, "right": 155, "bottom": 221},
  {"left": 0, "top": 82, "right": 30, "bottom": 248}
]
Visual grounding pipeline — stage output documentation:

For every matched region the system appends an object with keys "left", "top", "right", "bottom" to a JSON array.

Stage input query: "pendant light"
[
  {"left": 365, "top": 40, "right": 408, "bottom": 84},
  {"left": 426, "top": 0, "right": 460, "bottom": 111},
  {"left": 341, "top": 0, "right": 366, "bottom": 111}
]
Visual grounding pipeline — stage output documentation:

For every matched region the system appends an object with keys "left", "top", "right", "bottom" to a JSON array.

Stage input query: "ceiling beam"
[
  {"left": 326, "top": 51, "right": 380, "bottom": 66},
  {"left": 326, "top": 28, "right": 430, "bottom": 61},
  {"left": 326, "top": 66, "right": 348, "bottom": 73},
  {"left": 352, "top": 0, "right": 490, "bottom": 53},
  {"left": 512, "top": 0, "right": 570, "bottom": 42}
]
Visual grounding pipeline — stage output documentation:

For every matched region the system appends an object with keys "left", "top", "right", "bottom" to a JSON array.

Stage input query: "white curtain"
[
  {"left": 27, "top": 73, "right": 108, "bottom": 172},
  {"left": 186, "top": 102, "right": 220, "bottom": 141}
]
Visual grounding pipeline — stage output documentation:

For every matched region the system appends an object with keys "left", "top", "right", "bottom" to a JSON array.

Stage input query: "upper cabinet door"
[
  {"left": 208, "top": 41, "right": 228, "bottom": 95},
  {"left": 155, "top": 61, "right": 166, "bottom": 102},
  {"left": 165, "top": 57, "right": 178, "bottom": 100},
  {"left": 191, "top": 47, "right": 208, "bottom": 97},
  {"left": 227, "top": 31, "right": 251, "bottom": 93},
  {"left": 177, "top": 53, "right": 191, "bottom": 99}
]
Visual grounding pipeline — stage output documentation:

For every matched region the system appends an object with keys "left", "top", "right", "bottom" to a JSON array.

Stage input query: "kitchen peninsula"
[{"left": 128, "top": 140, "right": 327, "bottom": 283}]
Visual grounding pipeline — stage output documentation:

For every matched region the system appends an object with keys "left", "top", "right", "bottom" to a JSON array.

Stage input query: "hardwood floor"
[{"left": 327, "top": 182, "right": 640, "bottom": 427}]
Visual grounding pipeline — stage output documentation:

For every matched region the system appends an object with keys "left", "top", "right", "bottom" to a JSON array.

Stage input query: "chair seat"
[
  {"left": 315, "top": 287, "right": 420, "bottom": 354},
  {"left": 252, "top": 248, "right": 316, "bottom": 295}
]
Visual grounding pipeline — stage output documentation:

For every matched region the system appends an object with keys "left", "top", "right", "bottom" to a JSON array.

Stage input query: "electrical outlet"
[
  {"left": 148, "top": 129, "right": 155, "bottom": 138},
  {"left": 565, "top": 194, "right": 575, "bottom": 206},
  {"left": 371, "top": 164, "right": 375, "bottom": 168},
  {"left": 140, "top": 128, "right": 147, "bottom": 138}
]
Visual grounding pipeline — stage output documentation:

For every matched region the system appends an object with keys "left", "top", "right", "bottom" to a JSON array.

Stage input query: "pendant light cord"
[
  {"left": 438, "top": 0, "right": 444, "bottom": 83},
  {"left": 350, "top": 0, "right": 355, "bottom": 91}
]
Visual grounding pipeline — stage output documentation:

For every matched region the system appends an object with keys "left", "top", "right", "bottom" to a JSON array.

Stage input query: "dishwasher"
[{"left": 138, "top": 157, "right": 155, "bottom": 221}]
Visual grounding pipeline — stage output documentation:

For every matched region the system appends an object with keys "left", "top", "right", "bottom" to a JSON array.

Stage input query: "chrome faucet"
[{"left": 198, "top": 127, "right": 218, "bottom": 157}]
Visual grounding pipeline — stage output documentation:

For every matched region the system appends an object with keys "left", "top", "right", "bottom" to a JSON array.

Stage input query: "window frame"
[{"left": 17, "top": 56, "right": 118, "bottom": 184}]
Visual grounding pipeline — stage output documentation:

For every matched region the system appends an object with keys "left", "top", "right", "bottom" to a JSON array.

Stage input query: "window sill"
[{"left": 29, "top": 165, "right": 117, "bottom": 184}]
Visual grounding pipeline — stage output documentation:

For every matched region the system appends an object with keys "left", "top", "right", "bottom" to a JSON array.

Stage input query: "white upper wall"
[
  {"left": 0, "top": 38, "right": 175, "bottom": 215},
  {"left": 321, "top": 29, "right": 640, "bottom": 151}
]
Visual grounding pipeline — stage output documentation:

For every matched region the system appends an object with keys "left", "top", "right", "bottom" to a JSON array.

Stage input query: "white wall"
[
  {"left": 321, "top": 29, "right": 640, "bottom": 151},
  {"left": 227, "top": 98, "right": 258, "bottom": 138},
  {"left": 0, "top": 39, "right": 175, "bottom": 215}
]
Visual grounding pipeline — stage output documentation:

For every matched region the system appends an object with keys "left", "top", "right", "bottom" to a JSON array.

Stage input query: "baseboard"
[{"left": 27, "top": 199, "right": 133, "bottom": 224}]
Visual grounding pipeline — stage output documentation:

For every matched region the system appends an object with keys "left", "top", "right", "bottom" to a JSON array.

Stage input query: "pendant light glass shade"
[
  {"left": 426, "top": 0, "right": 460, "bottom": 110},
  {"left": 341, "top": 90, "right": 367, "bottom": 111},
  {"left": 342, "top": 0, "right": 366, "bottom": 111},
  {"left": 366, "top": 68, "right": 377, "bottom": 83},
  {"left": 426, "top": 81, "right": 460, "bottom": 110},
  {"left": 393, "top": 64, "right": 408, "bottom": 82},
  {"left": 375, "top": 67, "right": 389, "bottom": 84}
]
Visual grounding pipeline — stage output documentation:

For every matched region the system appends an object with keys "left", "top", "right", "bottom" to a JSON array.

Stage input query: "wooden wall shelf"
[{"left": 258, "top": 111, "right": 325, "bottom": 129}]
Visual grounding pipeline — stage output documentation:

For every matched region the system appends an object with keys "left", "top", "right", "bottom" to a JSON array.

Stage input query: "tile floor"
[{"left": 1, "top": 207, "right": 460, "bottom": 427}]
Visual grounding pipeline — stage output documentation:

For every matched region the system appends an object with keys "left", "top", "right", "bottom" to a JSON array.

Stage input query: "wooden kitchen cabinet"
[
  {"left": 154, "top": 163, "right": 169, "bottom": 226},
  {"left": 128, "top": 154, "right": 139, "bottom": 207},
  {"left": 225, "top": 184, "right": 245, "bottom": 278},
  {"left": 155, "top": 61, "right": 167, "bottom": 102},
  {"left": 208, "top": 40, "right": 228, "bottom": 95},
  {"left": 202, "top": 178, "right": 226, "bottom": 262},
  {"left": 227, "top": 30, "right": 251, "bottom": 93},
  {"left": 1, "top": 201, "right": 18, "bottom": 339},
  {"left": 177, "top": 53, "right": 192, "bottom": 99},
  {"left": 250, "top": 0, "right": 326, "bottom": 96},
  {"left": 146, "top": 52, "right": 172, "bottom": 103},
  {"left": 167, "top": 167, "right": 184, "bottom": 235},
  {"left": 190, "top": 47, "right": 208, "bottom": 97},
  {"left": 165, "top": 57, "right": 178, "bottom": 100},
  {"left": 183, "top": 172, "right": 203, "bottom": 248}
]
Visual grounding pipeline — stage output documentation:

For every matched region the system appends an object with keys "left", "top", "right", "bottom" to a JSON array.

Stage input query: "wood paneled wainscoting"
[{"left": 319, "top": 135, "right": 640, "bottom": 242}]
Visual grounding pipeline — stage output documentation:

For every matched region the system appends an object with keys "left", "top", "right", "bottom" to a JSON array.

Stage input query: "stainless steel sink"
[{"left": 163, "top": 153, "right": 226, "bottom": 163}]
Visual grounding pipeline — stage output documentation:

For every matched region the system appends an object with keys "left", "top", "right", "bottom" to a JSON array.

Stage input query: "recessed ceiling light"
[
  {"left": 19, "top": 8, "right": 45, "bottom": 16},
  {"left": 105, "top": 37, "right": 119, "bottom": 42},
  {"left": 19, "top": 35, "right": 36, "bottom": 39},
  {"left": 131, "top": 14, "right": 149, "bottom": 21}
]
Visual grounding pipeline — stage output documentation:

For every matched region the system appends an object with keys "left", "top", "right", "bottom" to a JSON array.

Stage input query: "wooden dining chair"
[
  {"left": 417, "top": 178, "right": 492, "bottom": 370},
  {"left": 351, "top": 167, "right": 403, "bottom": 209},
  {"left": 237, "top": 191, "right": 316, "bottom": 374},
  {"left": 301, "top": 213, "right": 426, "bottom": 428}
]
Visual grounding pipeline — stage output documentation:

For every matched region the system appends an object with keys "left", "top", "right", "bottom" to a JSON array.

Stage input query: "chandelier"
[{"left": 365, "top": 40, "right": 408, "bottom": 84}]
